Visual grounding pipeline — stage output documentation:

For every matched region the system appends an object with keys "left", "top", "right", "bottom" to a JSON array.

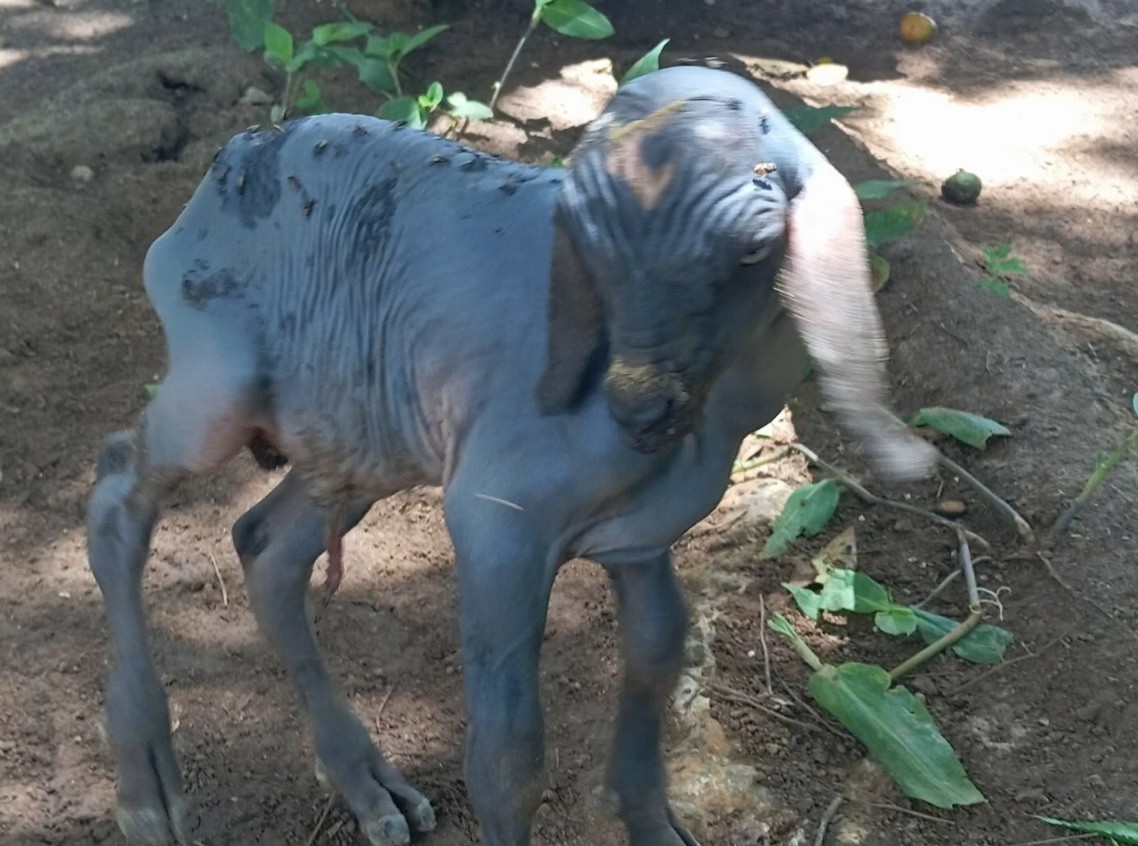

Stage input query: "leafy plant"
[
  {"left": 863, "top": 200, "right": 927, "bottom": 249},
  {"left": 784, "top": 104, "right": 859, "bottom": 134},
  {"left": 769, "top": 613, "right": 985, "bottom": 809},
  {"left": 621, "top": 38, "right": 669, "bottom": 85},
  {"left": 972, "top": 243, "right": 1027, "bottom": 297},
  {"left": 854, "top": 179, "right": 920, "bottom": 200},
  {"left": 760, "top": 479, "right": 841, "bottom": 558},
  {"left": 908, "top": 406, "right": 1011, "bottom": 449},
  {"left": 1035, "top": 817, "right": 1138, "bottom": 845}
]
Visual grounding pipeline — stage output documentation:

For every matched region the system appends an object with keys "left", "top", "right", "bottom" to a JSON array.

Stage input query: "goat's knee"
[{"left": 231, "top": 506, "right": 269, "bottom": 569}]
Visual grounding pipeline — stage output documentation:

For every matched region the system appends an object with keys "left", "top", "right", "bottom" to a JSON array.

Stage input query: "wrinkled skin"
[{"left": 86, "top": 66, "right": 932, "bottom": 846}]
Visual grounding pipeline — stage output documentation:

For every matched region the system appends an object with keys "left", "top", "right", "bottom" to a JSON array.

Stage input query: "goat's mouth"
[{"left": 603, "top": 360, "right": 700, "bottom": 453}]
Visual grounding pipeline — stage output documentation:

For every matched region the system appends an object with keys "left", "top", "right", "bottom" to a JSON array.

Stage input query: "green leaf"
[
  {"left": 768, "top": 612, "right": 823, "bottom": 670},
  {"left": 863, "top": 200, "right": 926, "bottom": 248},
  {"left": 418, "top": 81, "right": 444, "bottom": 111},
  {"left": 294, "top": 78, "right": 321, "bottom": 111},
  {"left": 784, "top": 104, "right": 858, "bottom": 135},
  {"left": 854, "top": 179, "right": 919, "bottom": 200},
  {"left": 143, "top": 382, "right": 159, "bottom": 399},
  {"left": 912, "top": 608, "right": 1013, "bottom": 665},
  {"left": 973, "top": 276, "right": 1011, "bottom": 297},
  {"left": 817, "top": 569, "right": 892, "bottom": 614},
  {"left": 364, "top": 34, "right": 397, "bottom": 59},
  {"left": 869, "top": 250, "right": 891, "bottom": 291},
  {"left": 808, "top": 663, "right": 985, "bottom": 808},
  {"left": 981, "top": 243, "right": 1027, "bottom": 275},
  {"left": 760, "top": 479, "right": 841, "bottom": 558},
  {"left": 446, "top": 92, "right": 494, "bottom": 120},
  {"left": 1035, "top": 817, "right": 1138, "bottom": 845},
  {"left": 262, "top": 21, "right": 294, "bottom": 65},
  {"left": 379, "top": 96, "right": 426, "bottom": 129},
  {"left": 538, "top": 0, "right": 614, "bottom": 39},
  {"left": 621, "top": 38, "right": 669, "bottom": 85},
  {"left": 224, "top": 0, "right": 274, "bottom": 52},
  {"left": 311, "top": 21, "right": 372, "bottom": 46},
  {"left": 352, "top": 56, "right": 398, "bottom": 94},
  {"left": 908, "top": 406, "right": 1011, "bottom": 449},
  {"left": 784, "top": 582, "right": 824, "bottom": 621},
  {"left": 875, "top": 607, "right": 918, "bottom": 636},
  {"left": 1132, "top": 392, "right": 1137, "bottom": 418},
  {"left": 402, "top": 23, "right": 449, "bottom": 56}
]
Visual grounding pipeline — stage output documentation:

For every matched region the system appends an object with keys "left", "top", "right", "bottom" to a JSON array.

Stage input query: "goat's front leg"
[
  {"left": 445, "top": 491, "right": 557, "bottom": 846},
  {"left": 234, "top": 470, "right": 434, "bottom": 846},
  {"left": 605, "top": 552, "right": 699, "bottom": 846}
]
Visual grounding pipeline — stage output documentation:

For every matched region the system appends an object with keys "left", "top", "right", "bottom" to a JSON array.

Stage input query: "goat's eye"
[{"left": 739, "top": 243, "right": 774, "bottom": 266}]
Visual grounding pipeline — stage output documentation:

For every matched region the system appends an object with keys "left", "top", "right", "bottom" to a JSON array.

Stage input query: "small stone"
[
  {"left": 935, "top": 499, "right": 967, "bottom": 517},
  {"left": 69, "top": 165, "right": 94, "bottom": 184},
  {"left": 240, "top": 86, "right": 274, "bottom": 106}
]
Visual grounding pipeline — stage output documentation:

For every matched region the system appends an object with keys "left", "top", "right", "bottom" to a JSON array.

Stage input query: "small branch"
[
  {"left": 758, "top": 597, "right": 774, "bottom": 696},
  {"left": 789, "top": 443, "right": 990, "bottom": 550},
  {"left": 889, "top": 604, "right": 981, "bottom": 682},
  {"left": 731, "top": 447, "right": 792, "bottom": 476},
  {"left": 936, "top": 452, "right": 1035, "bottom": 542},
  {"left": 207, "top": 552, "right": 228, "bottom": 608},
  {"left": 871, "top": 802, "right": 950, "bottom": 824},
  {"left": 1047, "top": 426, "right": 1138, "bottom": 544},
  {"left": 916, "top": 569, "right": 960, "bottom": 608},
  {"left": 305, "top": 795, "right": 336, "bottom": 846},
  {"left": 813, "top": 795, "right": 843, "bottom": 846},
  {"left": 706, "top": 681, "right": 829, "bottom": 735},
  {"left": 949, "top": 633, "right": 1068, "bottom": 695}
]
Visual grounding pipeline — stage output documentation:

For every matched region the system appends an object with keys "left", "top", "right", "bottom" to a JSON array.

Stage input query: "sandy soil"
[{"left": 1, "top": 1, "right": 1136, "bottom": 844}]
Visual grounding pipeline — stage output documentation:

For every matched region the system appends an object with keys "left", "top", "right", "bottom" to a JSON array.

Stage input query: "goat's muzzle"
[{"left": 604, "top": 358, "right": 694, "bottom": 453}]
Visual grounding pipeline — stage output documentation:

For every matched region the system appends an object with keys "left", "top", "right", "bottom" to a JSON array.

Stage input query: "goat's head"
[{"left": 540, "top": 66, "right": 934, "bottom": 481}]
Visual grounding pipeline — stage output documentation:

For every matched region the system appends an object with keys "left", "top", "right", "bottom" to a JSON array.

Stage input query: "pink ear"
[{"left": 780, "top": 162, "right": 934, "bottom": 481}]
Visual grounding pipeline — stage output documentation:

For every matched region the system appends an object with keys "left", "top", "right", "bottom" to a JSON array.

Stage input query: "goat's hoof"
[
  {"left": 115, "top": 799, "right": 190, "bottom": 845},
  {"left": 314, "top": 753, "right": 436, "bottom": 846}
]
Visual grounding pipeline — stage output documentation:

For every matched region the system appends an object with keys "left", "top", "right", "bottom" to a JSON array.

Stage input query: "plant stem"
[
  {"left": 1047, "top": 426, "right": 1138, "bottom": 544},
  {"left": 490, "top": 15, "right": 538, "bottom": 110},
  {"left": 731, "top": 447, "right": 792, "bottom": 476},
  {"left": 389, "top": 58, "right": 403, "bottom": 98},
  {"left": 937, "top": 452, "right": 1034, "bottom": 542}
]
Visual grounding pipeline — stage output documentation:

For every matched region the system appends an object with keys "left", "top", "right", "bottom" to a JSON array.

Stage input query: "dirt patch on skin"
[{"left": 2, "top": 1, "right": 1137, "bottom": 845}]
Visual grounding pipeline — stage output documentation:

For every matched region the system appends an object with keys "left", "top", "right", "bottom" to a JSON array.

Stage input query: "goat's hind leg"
[
  {"left": 88, "top": 378, "right": 252, "bottom": 844},
  {"left": 233, "top": 472, "right": 435, "bottom": 846}
]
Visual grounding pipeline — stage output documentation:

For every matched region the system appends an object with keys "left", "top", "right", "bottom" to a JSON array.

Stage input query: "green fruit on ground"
[{"left": 942, "top": 170, "right": 982, "bottom": 204}]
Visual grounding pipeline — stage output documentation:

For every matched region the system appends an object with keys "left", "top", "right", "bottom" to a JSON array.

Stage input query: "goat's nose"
[{"left": 607, "top": 390, "right": 673, "bottom": 433}]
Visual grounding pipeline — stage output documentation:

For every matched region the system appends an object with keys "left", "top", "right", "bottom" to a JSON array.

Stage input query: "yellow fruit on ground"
[{"left": 899, "top": 11, "right": 937, "bottom": 44}]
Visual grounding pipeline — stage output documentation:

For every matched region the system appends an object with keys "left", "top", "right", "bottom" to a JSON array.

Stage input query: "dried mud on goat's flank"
[{"left": 2, "top": 1, "right": 1138, "bottom": 844}]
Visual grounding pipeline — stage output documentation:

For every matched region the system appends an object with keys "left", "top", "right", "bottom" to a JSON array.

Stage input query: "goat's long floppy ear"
[
  {"left": 538, "top": 220, "right": 605, "bottom": 414},
  {"left": 780, "top": 161, "right": 935, "bottom": 481}
]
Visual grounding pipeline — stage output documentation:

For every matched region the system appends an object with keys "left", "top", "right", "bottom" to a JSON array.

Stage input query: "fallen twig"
[
  {"left": 1047, "top": 426, "right": 1138, "bottom": 544},
  {"left": 871, "top": 802, "right": 950, "bottom": 824},
  {"left": 949, "top": 633, "right": 1069, "bottom": 695},
  {"left": 732, "top": 446, "right": 793, "bottom": 476},
  {"left": 1036, "top": 551, "right": 1138, "bottom": 643},
  {"left": 304, "top": 795, "right": 336, "bottom": 846},
  {"left": 758, "top": 596, "right": 774, "bottom": 696},
  {"left": 706, "top": 680, "right": 829, "bottom": 736},
  {"left": 813, "top": 795, "right": 843, "bottom": 846},
  {"left": 207, "top": 552, "right": 228, "bottom": 608}
]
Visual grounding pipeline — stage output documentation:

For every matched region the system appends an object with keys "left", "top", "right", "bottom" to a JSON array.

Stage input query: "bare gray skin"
[{"left": 87, "top": 66, "right": 932, "bottom": 846}]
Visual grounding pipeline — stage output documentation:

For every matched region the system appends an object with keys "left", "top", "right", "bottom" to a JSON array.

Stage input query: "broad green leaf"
[
  {"left": 364, "top": 34, "right": 397, "bottom": 59},
  {"left": 224, "top": 0, "right": 274, "bottom": 52},
  {"left": 1035, "top": 817, "right": 1138, "bottom": 845},
  {"left": 295, "top": 79, "right": 321, "bottom": 111},
  {"left": 808, "top": 663, "right": 985, "bottom": 808},
  {"left": 973, "top": 276, "right": 1011, "bottom": 297},
  {"left": 621, "top": 38, "right": 669, "bottom": 85},
  {"left": 784, "top": 104, "right": 858, "bottom": 135},
  {"left": 817, "top": 569, "right": 892, "bottom": 614},
  {"left": 263, "top": 21, "right": 294, "bottom": 65},
  {"left": 869, "top": 250, "right": 891, "bottom": 291},
  {"left": 908, "top": 406, "right": 1011, "bottom": 449},
  {"left": 402, "top": 23, "right": 449, "bottom": 55},
  {"left": 760, "top": 479, "right": 841, "bottom": 558},
  {"left": 446, "top": 92, "right": 494, "bottom": 120},
  {"left": 539, "top": 0, "right": 614, "bottom": 39},
  {"left": 337, "top": 49, "right": 397, "bottom": 93},
  {"left": 854, "top": 179, "right": 919, "bottom": 200},
  {"left": 311, "top": 21, "right": 372, "bottom": 46},
  {"left": 784, "top": 582, "right": 824, "bottom": 621},
  {"left": 379, "top": 96, "right": 426, "bottom": 129},
  {"left": 875, "top": 607, "right": 918, "bottom": 636},
  {"left": 418, "top": 81, "right": 444, "bottom": 110},
  {"left": 1132, "top": 392, "right": 1138, "bottom": 418},
  {"left": 912, "top": 608, "right": 1013, "bottom": 665},
  {"left": 863, "top": 200, "right": 926, "bottom": 248},
  {"left": 982, "top": 243, "right": 1027, "bottom": 275}
]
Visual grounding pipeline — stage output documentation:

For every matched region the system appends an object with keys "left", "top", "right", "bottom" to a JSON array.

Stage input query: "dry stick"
[
  {"left": 788, "top": 443, "right": 991, "bottom": 551},
  {"left": 1047, "top": 426, "right": 1138, "bottom": 544},
  {"left": 813, "top": 795, "right": 843, "bottom": 846},
  {"left": 882, "top": 411, "right": 1034, "bottom": 541},
  {"left": 779, "top": 679, "right": 840, "bottom": 738},
  {"left": 731, "top": 446, "right": 793, "bottom": 476},
  {"left": 915, "top": 568, "right": 961, "bottom": 608},
  {"left": 758, "top": 596, "right": 774, "bottom": 696},
  {"left": 889, "top": 532, "right": 982, "bottom": 682},
  {"left": 949, "top": 633, "right": 1069, "bottom": 695},
  {"left": 706, "top": 681, "right": 830, "bottom": 736},
  {"left": 1035, "top": 552, "right": 1138, "bottom": 643},
  {"left": 207, "top": 552, "right": 229, "bottom": 608},
  {"left": 304, "top": 796, "right": 335, "bottom": 846},
  {"left": 870, "top": 802, "right": 950, "bottom": 824}
]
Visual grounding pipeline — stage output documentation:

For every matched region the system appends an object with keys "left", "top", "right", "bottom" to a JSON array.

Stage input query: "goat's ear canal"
[{"left": 538, "top": 223, "right": 605, "bottom": 414}]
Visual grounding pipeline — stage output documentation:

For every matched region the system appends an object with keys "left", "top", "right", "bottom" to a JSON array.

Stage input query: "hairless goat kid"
[{"left": 87, "top": 66, "right": 934, "bottom": 846}]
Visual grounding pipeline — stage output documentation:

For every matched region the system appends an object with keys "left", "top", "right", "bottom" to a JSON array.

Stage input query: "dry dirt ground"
[{"left": 2, "top": 1, "right": 1137, "bottom": 844}]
